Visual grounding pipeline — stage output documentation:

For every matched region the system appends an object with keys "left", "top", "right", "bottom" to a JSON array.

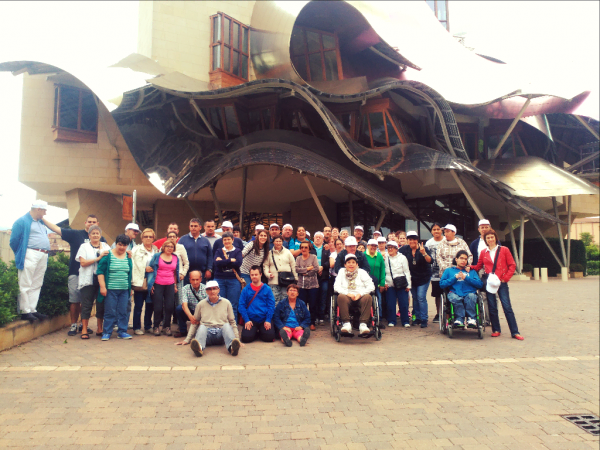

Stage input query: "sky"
[{"left": 0, "top": 1, "right": 598, "bottom": 229}]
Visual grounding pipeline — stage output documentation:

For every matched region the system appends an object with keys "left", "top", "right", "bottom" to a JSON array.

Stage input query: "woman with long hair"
[{"left": 240, "top": 229, "right": 270, "bottom": 286}]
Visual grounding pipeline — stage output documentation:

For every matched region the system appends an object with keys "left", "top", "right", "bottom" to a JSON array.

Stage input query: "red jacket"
[{"left": 470, "top": 245, "right": 516, "bottom": 283}]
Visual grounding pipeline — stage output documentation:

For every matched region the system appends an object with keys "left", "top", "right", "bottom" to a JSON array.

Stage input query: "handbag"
[
  {"left": 132, "top": 274, "right": 148, "bottom": 291},
  {"left": 271, "top": 252, "right": 295, "bottom": 287},
  {"left": 239, "top": 284, "right": 262, "bottom": 325},
  {"left": 388, "top": 256, "right": 408, "bottom": 290},
  {"left": 233, "top": 268, "right": 247, "bottom": 289}
]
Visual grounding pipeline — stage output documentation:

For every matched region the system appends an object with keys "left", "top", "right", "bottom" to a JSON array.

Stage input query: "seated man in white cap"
[
  {"left": 334, "top": 254, "right": 375, "bottom": 335},
  {"left": 436, "top": 224, "right": 472, "bottom": 278},
  {"left": 353, "top": 225, "right": 368, "bottom": 248},
  {"left": 470, "top": 219, "right": 500, "bottom": 266},
  {"left": 176, "top": 280, "right": 241, "bottom": 357},
  {"left": 334, "top": 236, "right": 371, "bottom": 275},
  {"left": 213, "top": 220, "right": 244, "bottom": 253}
]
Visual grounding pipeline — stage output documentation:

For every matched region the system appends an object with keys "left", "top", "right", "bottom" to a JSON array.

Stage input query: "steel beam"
[
  {"left": 210, "top": 182, "right": 224, "bottom": 225},
  {"left": 240, "top": 168, "right": 247, "bottom": 233},
  {"left": 184, "top": 198, "right": 203, "bottom": 223},
  {"left": 552, "top": 197, "right": 568, "bottom": 267},
  {"left": 348, "top": 193, "right": 354, "bottom": 231},
  {"left": 567, "top": 195, "right": 572, "bottom": 270},
  {"left": 491, "top": 98, "right": 531, "bottom": 159},
  {"left": 530, "top": 218, "right": 564, "bottom": 268},
  {"left": 375, "top": 210, "right": 386, "bottom": 233},
  {"left": 506, "top": 208, "right": 520, "bottom": 273},
  {"left": 189, "top": 99, "right": 218, "bottom": 138},
  {"left": 303, "top": 175, "right": 331, "bottom": 228},
  {"left": 450, "top": 171, "right": 484, "bottom": 220},
  {"left": 519, "top": 214, "right": 525, "bottom": 275},
  {"left": 574, "top": 115, "right": 600, "bottom": 140},
  {"left": 566, "top": 151, "right": 600, "bottom": 173}
]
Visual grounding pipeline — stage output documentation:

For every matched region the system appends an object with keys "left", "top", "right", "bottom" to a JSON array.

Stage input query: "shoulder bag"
[
  {"left": 481, "top": 246, "right": 501, "bottom": 286},
  {"left": 233, "top": 268, "right": 247, "bottom": 290},
  {"left": 388, "top": 256, "right": 408, "bottom": 290},
  {"left": 271, "top": 251, "right": 295, "bottom": 287}
]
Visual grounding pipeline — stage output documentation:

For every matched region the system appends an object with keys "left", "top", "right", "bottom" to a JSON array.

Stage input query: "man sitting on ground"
[
  {"left": 238, "top": 265, "right": 276, "bottom": 343},
  {"left": 176, "top": 280, "right": 241, "bottom": 357},
  {"left": 174, "top": 271, "right": 207, "bottom": 338}
]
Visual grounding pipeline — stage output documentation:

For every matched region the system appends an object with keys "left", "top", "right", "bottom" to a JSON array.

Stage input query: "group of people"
[{"left": 9, "top": 201, "right": 523, "bottom": 359}]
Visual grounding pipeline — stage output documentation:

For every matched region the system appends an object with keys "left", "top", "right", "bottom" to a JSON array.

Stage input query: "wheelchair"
[
  {"left": 330, "top": 292, "right": 382, "bottom": 341},
  {"left": 439, "top": 287, "right": 486, "bottom": 339}
]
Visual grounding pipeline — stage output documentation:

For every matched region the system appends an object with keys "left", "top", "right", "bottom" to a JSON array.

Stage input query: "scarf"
[{"left": 345, "top": 269, "right": 359, "bottom": 290}]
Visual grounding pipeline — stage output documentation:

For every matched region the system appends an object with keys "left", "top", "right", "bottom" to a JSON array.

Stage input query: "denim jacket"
[
  {"left": 273, "top": 297, "right": 311, "bottom": 330},
  {"left": 146, "top": 252, "right": 180, "bottom": 303}
]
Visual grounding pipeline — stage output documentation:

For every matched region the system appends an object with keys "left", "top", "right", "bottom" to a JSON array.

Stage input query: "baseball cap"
[
  {"left": 345, "top": 236, "right": 358, "bottom": 246},
  {"left": 478, "top": 219, "right": 491, "bottom": 226},
  {"left": 206, "top": 280, "right": 219, "bottom": 289},
  {"left": 386, "top": 241, "right": 399, "bottom": 248},
  {"left": 31, "top": 200, "right": 48, "bottom": 209},
  {"left": 485, "top": 273, "right": 501, "bottom": 294},
  {"left": 222, "top": 221, "right": 233, "bottom": 228},
  {"left": 255, "top": 224, "right": 265, "bottom": 230},
  {"left": 270, "top": 223, "right": 280, "bottom": 229},
  {"left": 406, "top": 231, "right": 419, "bottom": 239},
  {"left": 125, "top": 223, "right": 140, "bottom": 232},
  {"left": 443, "top": 224, "right": 457, "bottom": 233},
  {"left": 377, "top": 236, "right": 386, "bottom": 243},
  {"left": 345, "top": 254, "right": 357, "bottom": 262},
  {"left": 373, "top": 230, "right": 382, "bottom": 236},
  {"left": 354, "top": 225, "right": 364, "bottom": 231},
  {"left": 367, "top": 239, "right": 378, "bottom": 246}
]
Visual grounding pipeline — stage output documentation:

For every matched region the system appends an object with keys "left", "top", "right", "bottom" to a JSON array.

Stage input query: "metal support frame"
[
  {"left": 450, "top": 171, "right": 484, "bottom": 220},
  {"left": 491, "top": 98, "right": 531, "bottom": 159},
  {"left": 132, "top": 190, "right": 137, "bottom": 225},
  {"left": 189, "top": 99, "right": 218, "bottom": 138},
  {"left": 574, "top": 115, "right": 600, "bottom": 140},
  {"left": 210, "top": 182, "right": 224, "bottom": 225},
  {"left": 567, "top": 196, "right": 572, "bottom": 270},
  {"left": 530, "top": 218, "right": 564, "bottom": 268},
  {"left": 239, "top": 168, "right": 247, "bottom": 233},
  {"left": 505, "top": 208, "right": 520, "bottom": 274},
  {"left": 552, "top": 197, "right": 568, "bottom": 267},
  {"left": 567, "top": 151, "right": 600, "bottom": 173},
  {"left": 184, "top": 198, "right": 203, "bottom": 223},
  {"left": 303, "top": 175, "right": 331, "bottom": 228},
  {"left": 375, "top": 210, "right": 386, "bottom": 233},
  {"left": 519, "top": 214, "right": 525, "bottom": 276},
  {"left": 348, "top": 193, "right": 354, "bottom": 231}
]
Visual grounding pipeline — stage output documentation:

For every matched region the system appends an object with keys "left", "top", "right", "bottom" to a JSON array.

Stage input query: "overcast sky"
[{"left": 0, "top": 1, "right": 598, "bottom": 229}]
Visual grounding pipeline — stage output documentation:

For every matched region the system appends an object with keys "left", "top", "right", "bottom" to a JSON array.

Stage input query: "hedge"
[
  {"left": 0, "top": 260, "right": 18, "bottom": 327},
  {"left": 588, "top": 261, "right": 599, "bottom": 275},
  {"left": 520, "top": 238, "right": 587, "bottom": 277}
]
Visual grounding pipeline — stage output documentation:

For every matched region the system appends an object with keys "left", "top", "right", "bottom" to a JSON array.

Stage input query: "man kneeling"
[
  {"left": 273, "top": 284, "right": 311, "bottom": 347},
  {"left": 176, "top": 280, "right": 241, "bottom": 357},
  {"left": 238, "top": 265, "right": 276, "bottom": 343}
]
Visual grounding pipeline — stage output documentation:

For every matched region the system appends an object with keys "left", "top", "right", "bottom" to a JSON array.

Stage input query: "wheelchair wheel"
[
  {"left": 440, "top": 293, "right": 447, "bottom": 335},
  {"left": 330, "top": 295, "right": 337, "bottom": 337},
  {"left": 448, "top": 322, "right": 453, "bottom": 338},
  {"left": 478, "top": 291, "right": 488, "bottom": 331},
  {"left": 371, "top": 294, "right": 380, "bottom": 327},
  {"left": 334, "top": 331, "right": 341, "bottom": 342},
  {"left": 375, "top": 328, "right": 382, "bottom": 341}
]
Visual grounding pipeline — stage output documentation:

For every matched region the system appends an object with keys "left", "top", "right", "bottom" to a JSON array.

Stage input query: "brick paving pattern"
[{"left": 1, "top": 278, "right": 598, "bottom": 449}]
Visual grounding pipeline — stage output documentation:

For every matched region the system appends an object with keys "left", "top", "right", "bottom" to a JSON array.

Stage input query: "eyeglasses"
[{"left": 142, "top": 236, "right": 153, "bottom": 239}]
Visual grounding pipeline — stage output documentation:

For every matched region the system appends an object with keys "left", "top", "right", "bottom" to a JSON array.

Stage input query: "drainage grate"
[{"left": 561, "top": 414, "right": 600, "bottom": 435}]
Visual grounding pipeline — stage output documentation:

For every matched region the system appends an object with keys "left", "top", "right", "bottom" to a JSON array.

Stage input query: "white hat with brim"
[
  {"left": 32, "top": 200, "right": 48, "bottom": 209},
  {"left": 270, "top": 223, "right": 280, "bottom": 229},
  {"left": 345, "top": 254, "right": 357, "bottom": 262},
  {"left": 406, "top": 231, "right": 419, "bottom": 239},
  {"left": 206, "top": 280, "right": 219, "bottom": 289},
  {"left": 367, "top": 239, "right": 378, "bottom": 246},
  {"left": 478, "top": 219, "right": 491, "bottom": 226},
  {"left": 222, "top": 221, "right": 233, "bottom": 228},
  {"left": 125, "top": 223, "right": 140, "bottom": 232},
  {"left": 344, "top": 236, "right": 358, "bottom": 246},
  {"left": 387, "top": 241, "right": 399, "bottom": 248},
  {"left": 443, "top": 224, "right": 457, "bottom": 233},
  {"left": 283, "top": 224, "right": 293, "bottom": 230},
  {"left": 373, "top": 230, "right": 382, "bottom": 236},
  {"left": 485, "top": 273, "right": 501, "bottom": 294},
  {"left": 377, "top": 236, "right": 387, "bottom": 243},
  {"left": 354, "top": 225, "right": 364, "bottom": 231},
  {"left": 255, "top": 225, "right": 265, "bottom": 230}
]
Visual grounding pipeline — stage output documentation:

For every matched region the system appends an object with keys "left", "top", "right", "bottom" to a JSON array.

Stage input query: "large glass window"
[
  {"left": 425, "top": 0, "right": 450, "bottom": 31},
  {"left": 53, "top": 85, "right": 98, "bottom": 142},
  {"left": 210, "top": 12, "right": 250, "bottom": 80},
  {"left": 290, "top": 26, "right": 343, "bottom": 82},
  {"left": 357, "top": 104, "right": 412, "bottom": 149}
]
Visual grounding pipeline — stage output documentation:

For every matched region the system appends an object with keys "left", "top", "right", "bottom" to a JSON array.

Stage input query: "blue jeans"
[
  {"left": 318, "top": 280, "right": 329, "bottom": 319},
  {"left": 486, "top": 282, "right": 520, "bottom": 336},
  {"left": 195, "top": 323, "right": 236, "bottom": 351},
  {"left": 216, "top": 278, "right": 242, "bottom": 320},
  {"left": 103, "top": 289, "right": 130, "bottom": 336},
  {"left": 386, "top": 287, "right": 409, "bottom": 325},
  {"left": 133, "top": 290, "right": 153, "bottom": 330},
  {"left": 176, "top": 303, "right": 195, "bottom": 335},
  {"left": 411, "top": 281, "right": 431, "bottom": 323},
  {"left": 447, "top": 292, "right": 477, "bottom": 323},
  {"left": 299, "top": 287, "right": 319, "bottom": 325}
]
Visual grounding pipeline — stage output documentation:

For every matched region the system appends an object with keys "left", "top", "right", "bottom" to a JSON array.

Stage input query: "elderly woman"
[
  {"left": 339, "top": 229, "right": 349, "bottom": 244},
  {"left": 147, "top": 241, "right": 179, "bottom": 336},
  {"left": 214, "top": 231, "right": 243, "bottom": 317},
  {"left": 470, "top": 229, "right": 523, "bottom": 340},
  {"left": 264, "top": 236, "right": 298, "bottom": 304},
  {"left": 384, "top": 241, "right": 411, "bottom": 327},
  {"left": 97, "top": 234, "right": 133, "bottom": 341},
  {"left": 131, "top": 228, "right": 159, "bottom": 335},
  {"left": 295, "top": 241, "right": 319, "bottom": 330},
  {"left": 75, "top": 225, "right": 111, "bottom": 339},
  {"left": 273, "top": 284, "right": 311, "bottom": 347},
  {"left": 334, "top": 254, "right": 375, "bottom": 335}
]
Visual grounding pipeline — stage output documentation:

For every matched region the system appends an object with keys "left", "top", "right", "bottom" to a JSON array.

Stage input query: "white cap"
[
  {"left": 283, "top": 224, "right": 293, "bottom": 231},
  {"left": 444, "top": 224, "right": 457, "bottom": 233},
  {"left": 386, "top": 240, "right": 399, "bottom": 248},
  {"left": 345, "top": 236, "right": 358, "bottom": 246},
  {"left": 306, "top": 231, "right": 311, "bottom": 237},
  {"left": 478, "top": 219, "right": 491, "bottom": 226},
  {"left": 222, "top": 221, "right": 233, "bottom": 228},
  {"left": 485, "top": 273, "right": 501, "bottom": 294},
  {"left": 125, "top": 223, "right": 140, "bottom": 232},
  {"left": 270, "top": 223, "right": 280, "bottom": 229},
  {"left": 354, "top": 225, "right": 364, "bottom": 231},
  {"left": 255, "top": 224, "right": 265, "bottom": 230},
  {"left": 367, "top": 239, "right": 378, "bottom": 246},
  {"left": 373, "top": 230, "right": 382, "bottom": 236},
  {"left": 377, "top": 236, "right": 387, "bottom": 243},
  {"left": 406, "top": 231, "right": 419, "bottom": 239},
  {"left": 31, "top": 200, "right": 48, "bottom": 209},
  {"left": 206, "top": 280, "right": 219, "bottom": 289},
  {"left": 345, "top": 254, "right": 357, "bottom": 262}
]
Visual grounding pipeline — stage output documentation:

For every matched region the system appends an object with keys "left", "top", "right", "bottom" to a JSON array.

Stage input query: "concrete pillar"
[
  {"left": 561, "top": 267, "right": 569, "bottom": 282},
  {"left": 533, "top": 268, "right": 540, "bottom": 281},
  {"left": 540, "top": 268, "right": 548, "bottom": 283}
]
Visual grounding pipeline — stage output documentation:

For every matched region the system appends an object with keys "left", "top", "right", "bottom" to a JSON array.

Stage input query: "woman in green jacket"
[{"left": 365, "top": 239, "right": 386, "bottom": 327}]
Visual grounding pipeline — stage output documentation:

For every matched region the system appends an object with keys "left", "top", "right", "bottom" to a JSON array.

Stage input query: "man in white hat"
[
  {"left": 281, "top": 224, "right": 295, "bottom": 250},
  {"left": 176, "top": 280, "right": 241, "bottom": 357},
  {"left": 269, "top": 223, "right": 281, "bottom": 249},
  {"left": 334, "top": 236, "right": 371, "bottom": 274},
  {"left": 112, "top": 223, "right": 139, "bottom": 252},
  {"left": 436, "top": 224, "right": 472, "bottom": 278},
  {"left": 353, "top": 225, "right": 368, "bottom": 248},
  {"left": 10, "top": 201, "right": 52, "bottom": 322},
  {"left": 470, "top": 219, "right": 499, "bottom": 266},
  {"left": 213, "top": 220, "right": 244, "bottom": 253}
]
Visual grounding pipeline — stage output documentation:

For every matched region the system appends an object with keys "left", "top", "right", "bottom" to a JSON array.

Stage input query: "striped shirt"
[
  {"left": 107, "top": 252, "right": 130, "bottom": 290},
  {"left": 240, "top": 242, "right": 266, "bottom": 275}
]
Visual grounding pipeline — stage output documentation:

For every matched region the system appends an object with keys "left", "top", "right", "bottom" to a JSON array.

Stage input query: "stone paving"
[{"left": 1, "top": 278, "right": 598, "bottom": 449}]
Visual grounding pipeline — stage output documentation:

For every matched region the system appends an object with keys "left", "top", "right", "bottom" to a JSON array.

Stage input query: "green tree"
[
  {"left": 580, "top": 232, "right": 594, "bottom": 247},
  {"left": 0, "top": 259, "right": 18, "bottom": 326}
]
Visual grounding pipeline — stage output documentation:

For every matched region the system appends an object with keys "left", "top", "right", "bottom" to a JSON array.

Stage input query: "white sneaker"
[
  {"left": 388, "top": 323, "right": 395, "bottom": 327},
  {"left": 134, "top": 329, "right": 144, "bottom": 335},
  {"left": 454, "top": 320, "right": 464, "bottom": 327},
  {"left": 341, "top": 322, "right": 352, "bottom": 333},
  {"left": 467, "top": 318, "right": 477, "bottom": 328},
  {"left": 359, "top": 323, "right": 370, "bottom": 335},
  {"left": 403, "top": 324, "right": 411, "bottom": 328}
]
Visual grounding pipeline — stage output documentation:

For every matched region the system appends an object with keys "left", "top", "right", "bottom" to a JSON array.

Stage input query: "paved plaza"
[{"left": 1, "top": 278, "right": 598, "bottom": 450}]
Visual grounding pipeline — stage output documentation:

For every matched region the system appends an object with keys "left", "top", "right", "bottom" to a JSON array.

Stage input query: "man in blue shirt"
[
  {"left": 179, "top": 218, "right": 213, "bottom": 284},
  {"left": 9, "top": 201, "right": 51, "bottom": 322}
]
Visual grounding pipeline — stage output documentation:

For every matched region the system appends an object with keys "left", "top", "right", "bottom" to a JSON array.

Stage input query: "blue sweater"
[
  {"left": 273, "top": 298, "right": 311, "bottom": 330},
  {"left": 238, "top": 283, "right": 275, "bottom": 323},
  {"left": 213, "top": 237, "right": 244, "bottom": 254},
  {"left": 9, "top": 212, "right": 36, "bottom": 270},
  {"left": 439, "top": 266, "right": 483, "bottom": 297},
  {"left": 213, "top": 246, "right": 243, "bottom": 279},
  {"left": 179, "top": 233, "right": 213, "bottom": 273}
]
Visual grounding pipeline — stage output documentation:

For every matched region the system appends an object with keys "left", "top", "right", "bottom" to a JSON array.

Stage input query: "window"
[
  {"left": 357, "top": 99, "right": 413, "bottom": 149},
  {"left": 53, "top": 85, "right": 98, "bottom": 143},
  {"left": 425, "top": 0, "right": 450, "bottom": 31},
  {"left": 290, "top": 26, "right": 343, "bottom": 82},
  {"left": 210, "top": 12, "right": 250, "bottom": 81}
]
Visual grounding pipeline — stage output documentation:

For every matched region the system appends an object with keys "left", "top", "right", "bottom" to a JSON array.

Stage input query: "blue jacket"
[
  {"left": 213, "top": 237, "right": 244, "bottom": 254},
  {"left": 213, "top": 246, "right": 243, "bottom": 279},
  {"left": 439, "top": 266, "right": 483, "bottom": 297},
  {"left": 9, "top": 212, "right": 36, "bottom": 270},
  {"left": 179, "top": 233, "right": 213, "bottom": 273},
  {"left": 238, "top": 283, "right": 275, "bottom": 324},
  {"left": 273, "top": 297, "right": 311, "bottom": 330},
  {"left": 146, "top": 252, "right": 180, "bottom": 302}
]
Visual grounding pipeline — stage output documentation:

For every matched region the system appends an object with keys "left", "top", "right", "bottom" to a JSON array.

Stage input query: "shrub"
[
  {"left": 37, "top": 252, "right": 70, "bottom": 318},
  {"left": 580, "top": 232, "right": 594, "bottom": 247},
  {"left": 522, "top": 263, "right": 533, "bottom": 273},
  {"left": 0, "top": 260, "right": 18, "bottom": 327},
  {"left": 522, "top": 238, "right": 586, "bottom": 277},
  {"left": 588, "top": 261, "right": 600, "bottom": 276},
  {"left": 586, "top": 244, "right": 599, "bottom": 261},
  {"left": 570, "top": 263, "right": 584, "bottom": 272}
]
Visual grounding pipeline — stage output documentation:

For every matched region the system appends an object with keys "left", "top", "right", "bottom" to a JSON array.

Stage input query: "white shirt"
[
  {"left": 488, "top": 245, "right": 498, "bottom": 265},
  {"left": 334, "top": 268, "right": 374, "bottom": 297},
  {"left": 384, "top": 252, "right": 412, "bottom": 289},
  {"left": 477, "top": 238, "right": 487, "bottom": 259},
  {"left": 75, "top": 241, "right": 111, "bottom": 288}
]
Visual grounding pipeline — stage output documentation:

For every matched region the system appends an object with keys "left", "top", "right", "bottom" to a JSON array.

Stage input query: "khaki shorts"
[{"left": 68, "top": 275, "right": 82, "bottom": 304}]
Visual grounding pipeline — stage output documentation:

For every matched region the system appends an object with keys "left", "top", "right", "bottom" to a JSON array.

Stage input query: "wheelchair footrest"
[{"left": 340, "top": 331, "right": 355, "bottom": 338}]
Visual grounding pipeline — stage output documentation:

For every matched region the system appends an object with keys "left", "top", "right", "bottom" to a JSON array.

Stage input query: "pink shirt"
[{"left": 155, "top": 254, "right": 178, "bottom": 285}]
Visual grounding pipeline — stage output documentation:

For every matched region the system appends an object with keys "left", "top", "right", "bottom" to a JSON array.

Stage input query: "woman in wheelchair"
[
  {"left": 333, "top": 254, "right": 375, "bottom": 335},
  {"left": 439, "top": 250, "right": 483, "bottom": 328}
]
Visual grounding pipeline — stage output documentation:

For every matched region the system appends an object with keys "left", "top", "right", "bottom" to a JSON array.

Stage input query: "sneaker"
[
  {"left": 78, "top": 323, "right": 83, "bottom": 333},
  {"left": 420, "top": 322, "right": 428, "bottom": 328},
  {"left": 173, "top": 331, "right": 186, "bottom": 338},
  {"left": 280, "top": 329, "right": 292, "bottom": 347},
  {"left": 412, "top": 319, "right": 422, "bottom": 326},
  {"left": 190, "top": 339, "right": 203, "bottom": 357},
  {"left": 299, "top": 328, "right": 310, "bottom": 347},
  {"left": 230, "top": 338, "right": 241, "bottom": 356},
  {"left": 341, "top": 322, "right": 352, "bottom": 333},
  {"left": 134, "top": 329, "right": 144, "bottom": 335},
  {"left": 467, "top": 318, "right": 477, "bottom": 329},
  {"left": 68, "top": 323, "right": 78, "bottom": 336},
  {"left": 32, "top": 312, "right": 48, "bottom": 320},
  {"left": 154, "top": 327, "right": 161, "bottom": 337},
  {"left": 359, "top": 323, "right": 370, "bottom": 335},
  {"left": 453, "top": 320, "right": 464, "bottom": 328},
  {"left": 164, "top": 327, "right": 172, "bottom": 336},
  {"left": 432, "top": 314, "right": 440, "bottom": 323},
  {"left": 117, "top": 332, "right": 132, "bottom": 339},
  {"left": 403, "top": 324, "right": 411, "bottom": 328},
  {"left": 101, "top": 334, "right": 110, "bottom": 341},
  {"left": 387, "top": 323, "right": 395, "bottom": 328}
]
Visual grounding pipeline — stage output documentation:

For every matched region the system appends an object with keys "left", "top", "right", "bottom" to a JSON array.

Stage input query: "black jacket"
[{"left": 334, "top": 249, "right": 370, "bottom": 274}]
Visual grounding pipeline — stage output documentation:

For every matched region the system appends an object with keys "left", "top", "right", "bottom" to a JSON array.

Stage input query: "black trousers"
[
  {"left": 152, "top": 283, "right": 175, "bottom": 329},
  {"left": 241, "top": 321, "right": 276, "bottom": 343}
]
